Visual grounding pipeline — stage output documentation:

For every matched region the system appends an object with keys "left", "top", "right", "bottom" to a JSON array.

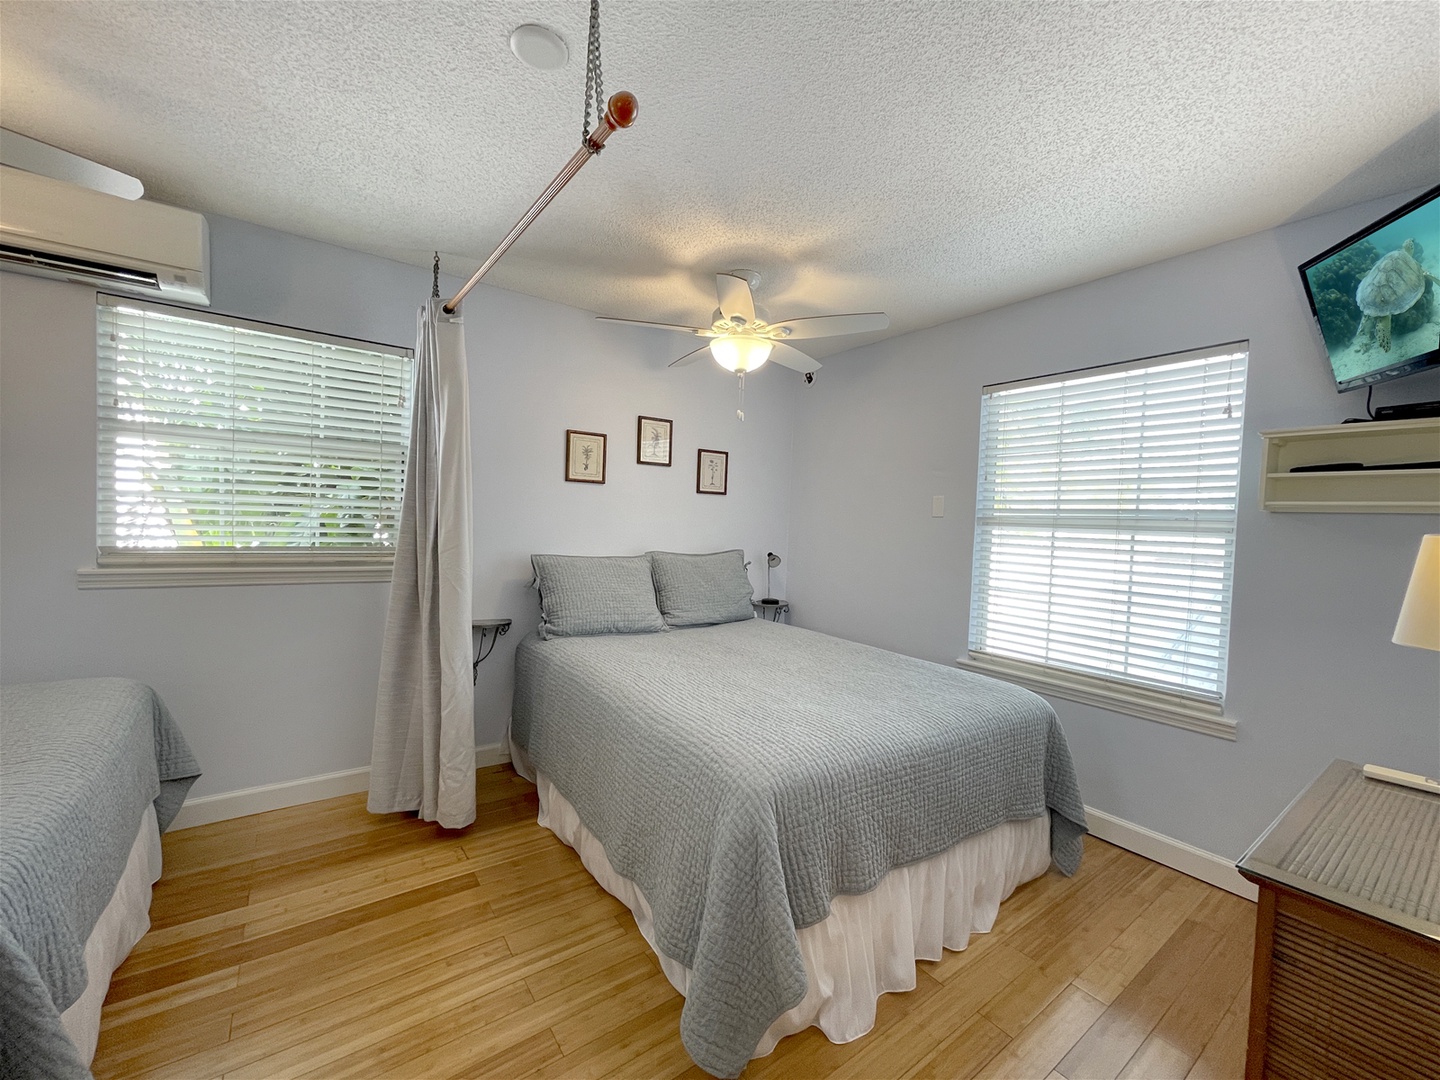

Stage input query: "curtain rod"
[{"left": 443, "top": 91, "right": 638, "bottom": 314}]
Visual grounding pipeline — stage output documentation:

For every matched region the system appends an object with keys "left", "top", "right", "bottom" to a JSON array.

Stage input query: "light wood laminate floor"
[{"left": 93, "top": 764, "right": 1254, "bottom": 1079}]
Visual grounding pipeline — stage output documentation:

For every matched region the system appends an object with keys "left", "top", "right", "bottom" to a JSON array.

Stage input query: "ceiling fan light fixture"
[
  {"left": 710, "top": 335, "right": 773, "bottom": 373},
  {"left": 598, "top": 271, "right": 885, "bottom": 379}
]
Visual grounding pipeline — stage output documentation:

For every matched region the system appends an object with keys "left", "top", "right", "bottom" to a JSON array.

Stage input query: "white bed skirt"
[
  {"left": 512, "top": 741, "right": 1051, "bottom": 1059},
  {"left": 59, "top": 802, "right": 162, "bottom": 1064}
]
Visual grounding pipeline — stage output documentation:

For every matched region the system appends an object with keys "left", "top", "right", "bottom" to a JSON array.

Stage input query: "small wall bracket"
[{"left": 472, "top": 618, "right": 512, "bottom": 682}]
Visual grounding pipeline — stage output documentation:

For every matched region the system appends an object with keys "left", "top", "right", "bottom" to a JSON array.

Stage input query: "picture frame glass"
[
  {"left": 697, "top": 449, "right": 727, "bottom": 494},
  {"left": 637, "top": 417, "right": 672, "bottom": 466},
  {"left": 566, "top": 430, "right": 606, "bottom": 483}
]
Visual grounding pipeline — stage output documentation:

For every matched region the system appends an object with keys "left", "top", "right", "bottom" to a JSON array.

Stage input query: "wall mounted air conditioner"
[{"left": 0, "top": 165, "right": 209, "bottom": 305}]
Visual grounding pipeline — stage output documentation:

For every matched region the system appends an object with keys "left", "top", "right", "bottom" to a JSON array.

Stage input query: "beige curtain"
[{"left": 368, "top": 298, "right": 475, "bottom": 829}]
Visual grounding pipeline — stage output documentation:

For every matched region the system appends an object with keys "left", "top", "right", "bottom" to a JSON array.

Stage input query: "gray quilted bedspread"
[
  {"left": 0, "top": 679, "right": 201, "bottom": 1080},
  {"left": 511, "top": 620, "right": 1086, "bottom": 1078}
]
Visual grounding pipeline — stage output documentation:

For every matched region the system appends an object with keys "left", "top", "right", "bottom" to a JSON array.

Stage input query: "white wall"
[
  {"left": 457, "top": 272, "right": 797, "bottom": 745},
  {"left": 786, "top": 191, "right": 1440, "bottom": 861},
  {"left": 6, "top": 192, "right": 1434, "bottom": 854},
  {"left": 0, "top": 215, "right": 795, "bottom": 798}
]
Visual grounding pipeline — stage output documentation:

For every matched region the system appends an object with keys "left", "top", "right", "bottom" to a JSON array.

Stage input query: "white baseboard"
[
  {"left": 169, "top": 742, "right": 511, "bottom": 831},
  {"left": 1084, "top": 805, "right": 1257, "bottom": 901},
  {"left": 473, "top": 742, "right": 512, "bottom": 769},
  {"left": 169, "top": 760, "right": 1253, "bottom": 905}
]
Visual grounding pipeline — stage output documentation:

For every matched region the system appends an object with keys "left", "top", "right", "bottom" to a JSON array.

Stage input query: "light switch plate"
[{"left": 932, "top": 496, "right": 944, "bottom": 518}]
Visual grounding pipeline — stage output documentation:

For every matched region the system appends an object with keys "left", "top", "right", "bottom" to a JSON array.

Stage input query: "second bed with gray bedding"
[
  {"left": 511, "top": 618, "right": 1087, "bottom": 1078},
  {"left": 0, "top": 678, "right": 201, "bottom": 1080}
]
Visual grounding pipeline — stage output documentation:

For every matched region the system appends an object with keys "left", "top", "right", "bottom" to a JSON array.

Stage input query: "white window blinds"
[
  {"left": 969, "top": 342, "right": 1248, "bottom": 709},
  {"left": 96, "top": 295, "right": 413, "bottom": 561}
]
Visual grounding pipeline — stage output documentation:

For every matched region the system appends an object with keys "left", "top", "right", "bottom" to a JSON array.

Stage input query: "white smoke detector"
[{"left": 509, "top": 24, "right": 568, "bottom": 70}]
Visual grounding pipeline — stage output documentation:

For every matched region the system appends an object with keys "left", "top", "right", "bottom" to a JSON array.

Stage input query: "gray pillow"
[
  {"left": 530, "top": 554, "right": 667, "bottom": 640},
  {"left": 648, "top": 549, "right": 755, "bottom": 627}
]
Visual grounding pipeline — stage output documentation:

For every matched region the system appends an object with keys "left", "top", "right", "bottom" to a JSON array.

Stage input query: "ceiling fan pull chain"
[
  {"left": 582, "top": 0, "right": 604, "bottom": 145},
  {"left": 737, "top": 372, "right": 746, "bottom": 422}
]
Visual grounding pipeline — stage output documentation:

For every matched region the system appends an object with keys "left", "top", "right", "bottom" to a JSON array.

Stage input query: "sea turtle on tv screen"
[{"left": 1354, "top": 238, "right": 1437, "bottom": 352}]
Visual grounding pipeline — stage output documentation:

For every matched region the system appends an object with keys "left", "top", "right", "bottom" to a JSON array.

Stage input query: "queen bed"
[
  {"left": 0, "top": 678, "right": 200, "bottom": 1079},
  {"left": 509, "top": 551, "right": 1087, "bottom": 1078}
]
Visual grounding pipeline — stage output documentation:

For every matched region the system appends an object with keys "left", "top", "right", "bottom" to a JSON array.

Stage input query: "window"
[
  {"left": 84, "top": 295, "right": 413, "bottom": 587},
  {"left": 963, "top": 342, "right": 1248, "bottom": 738}
]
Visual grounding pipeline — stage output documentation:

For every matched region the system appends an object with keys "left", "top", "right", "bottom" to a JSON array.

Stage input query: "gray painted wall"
[
  {"left": 785, "top": 191, "right": 1440, "bottom": 860},
  {"left": 0, "top": 215, "right": 794, "bottom": 798}
]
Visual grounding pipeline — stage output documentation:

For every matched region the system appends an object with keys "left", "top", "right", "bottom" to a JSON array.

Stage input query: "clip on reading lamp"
[
  {"left": 760, "top": 552, "right": 782, "bottom": 605},
  {"left": 1364, "top": 534, "right": 1440, "bottom": 795}
]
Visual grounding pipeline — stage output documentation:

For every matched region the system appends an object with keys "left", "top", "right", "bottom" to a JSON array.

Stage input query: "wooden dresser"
[{"left": 1237, "top": 759, "right": 1439, "bottom": 1080}]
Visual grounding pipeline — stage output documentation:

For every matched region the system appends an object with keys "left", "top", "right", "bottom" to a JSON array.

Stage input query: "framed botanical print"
[
  {"left": 637, "top": 416, "right": 673, "bottom": 466},
  {"left": 565, "top": 429, "right": 607, "bottom": 483},
  {"left": 696, "top": 448, "right": 728, "bottom": 494}
]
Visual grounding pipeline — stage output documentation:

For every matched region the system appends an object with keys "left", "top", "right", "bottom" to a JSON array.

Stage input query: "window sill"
[
  {"left": 76, "top": 561, "right": 394, "bottom": 589},
  {"left": 955, "top": 653, "right": 1237, "bottom": 741}
]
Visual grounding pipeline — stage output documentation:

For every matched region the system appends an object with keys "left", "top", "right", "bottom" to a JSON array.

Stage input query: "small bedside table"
[
  {"left": 1237, "top": 759, "right": 1439, "bottom": 1080},
  {"left": 472, "top": 619, "right": 512, "bottom": 682},
  {"left": 752, "top": 599, "right": 788, "bottom": 622}
]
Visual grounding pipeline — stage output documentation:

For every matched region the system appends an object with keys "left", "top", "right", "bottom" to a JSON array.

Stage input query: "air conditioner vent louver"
[
  {"left": 0, "top": 165, "right": 208, "bottom": 305},
  {"left": 0, "top": 243, "right": 162, "bottom": 289}
]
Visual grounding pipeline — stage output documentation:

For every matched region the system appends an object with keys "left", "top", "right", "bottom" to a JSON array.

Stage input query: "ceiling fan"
[{"left": 597, "top": 270, "right": 889, "bottom": 377}]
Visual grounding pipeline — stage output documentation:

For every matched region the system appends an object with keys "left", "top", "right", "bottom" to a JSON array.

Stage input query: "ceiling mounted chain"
[
  {"left": 432, "top": 252, "right": 440, "bottom": 299},
  {"left": 441, "top": 0, "right": 636, "bottom": 314},
  {"left": 581, "top": 0, "right": 605, "bottom": 145}
]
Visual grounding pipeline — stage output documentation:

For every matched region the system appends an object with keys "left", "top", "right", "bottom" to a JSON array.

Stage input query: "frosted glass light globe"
[{"left": 709, "top": 336, "right": 773, "bottom": 373}]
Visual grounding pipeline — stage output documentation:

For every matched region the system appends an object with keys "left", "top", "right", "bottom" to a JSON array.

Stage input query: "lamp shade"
[
  {"left": 710, "top": 336, "right": 773, "bottom": 373},
  {"left": 1393, "top": 534, "right": 1440, "bottom": 651}
]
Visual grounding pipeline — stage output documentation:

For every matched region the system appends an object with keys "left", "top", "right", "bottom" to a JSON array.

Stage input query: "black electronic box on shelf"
[
  {"left": 1373, "top": 398, "right": 1440, "bottom": 422},
  {"left": 1291, "top": 459, "right": 1440, "bottom": 473}
]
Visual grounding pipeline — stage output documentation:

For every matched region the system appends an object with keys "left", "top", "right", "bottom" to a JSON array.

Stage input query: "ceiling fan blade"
[
  {"left": 769, "top": 312, "right": 889, "bottom": 340},
  {"left": 766, "top": 341, "right": 822, "bottom": 374},
  {"left": 715, "top": 273, "right": 756, "bottom": 325},
  {"left": 597, "top": 316, "right": 709, "bottom": 335},
  {"left": 668, "top": 344, "right": 714, "bottom": 367}
]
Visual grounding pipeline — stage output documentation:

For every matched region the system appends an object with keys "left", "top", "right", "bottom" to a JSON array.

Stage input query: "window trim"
[
  {"left": 76, "top": 550, "right": 395, "bottom": 589},
  {"left": 76, "top": 558, "right": 395, "bottom": 589},
  {"left": 955, "top": 652, "right": 1237, "bottom": 740},
  {"left": 967, "top": 341, "right": 1248, "bottom": 739},
  {"left": 97, "top": 292, "right": 412, "bottom": 357},
  {"left": 91, "top": 294, "right": 412, "bottom": 586}
]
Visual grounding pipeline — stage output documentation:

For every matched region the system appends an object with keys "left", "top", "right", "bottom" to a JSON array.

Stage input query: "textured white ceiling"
[{"left": 1, "top": 1, "right": 1436, "bottom": 359}]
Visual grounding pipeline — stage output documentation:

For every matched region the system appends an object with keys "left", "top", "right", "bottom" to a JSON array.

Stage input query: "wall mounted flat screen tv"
[{"left": 1299, "top": 184, "right": 1440, "bottom": 392}]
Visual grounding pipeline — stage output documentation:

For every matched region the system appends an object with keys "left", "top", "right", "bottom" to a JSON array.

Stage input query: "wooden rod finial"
[{"left": 605, "top": 91, "right": 638, "bottom": 130}]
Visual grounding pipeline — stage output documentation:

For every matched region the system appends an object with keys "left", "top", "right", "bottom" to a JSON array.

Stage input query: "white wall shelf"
[{"left": 1259, "top": 417, "right": 1440, "bottom": 514}]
